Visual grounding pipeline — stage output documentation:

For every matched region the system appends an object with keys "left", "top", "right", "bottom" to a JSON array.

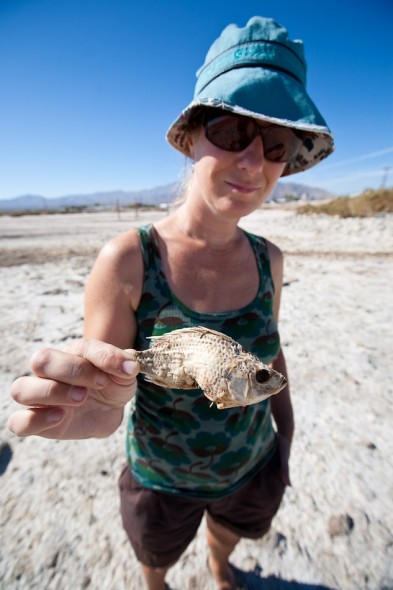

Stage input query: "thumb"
[{"left": 123, "top": 350, "right": 140, "bottom": 377}]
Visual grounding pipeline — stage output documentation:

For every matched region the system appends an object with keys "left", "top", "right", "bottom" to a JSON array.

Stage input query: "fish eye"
[{"left": 255, "top": 369, "right": 271, "bottom": 384}]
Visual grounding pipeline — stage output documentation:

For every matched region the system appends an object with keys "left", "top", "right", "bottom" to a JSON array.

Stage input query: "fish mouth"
[
  {"left": 276, "top": 375, "right": 287, "bottom": 394},
  {"left": 244, "top": 373, "right": 287, "bottom": 404},
  {"left": 268, "top": 374, "right": 287, "bottom": 397}
]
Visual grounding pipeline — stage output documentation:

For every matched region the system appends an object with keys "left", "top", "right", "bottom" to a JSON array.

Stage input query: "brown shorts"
[{"left": 118, "top": 448, "right": 286, "bottom": 568}]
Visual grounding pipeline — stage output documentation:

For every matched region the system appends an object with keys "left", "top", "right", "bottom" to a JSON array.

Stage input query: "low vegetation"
[
  {"left": 1, "top": 203, "right": 162, "bottom": 217},
  {"left": 297, "top": 188, "right": 393, "bottom": 218}
]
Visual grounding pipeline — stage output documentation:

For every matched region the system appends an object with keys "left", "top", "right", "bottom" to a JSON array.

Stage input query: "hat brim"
[{"left": 166, "top": 69, "right": 334, "bottom": 176}]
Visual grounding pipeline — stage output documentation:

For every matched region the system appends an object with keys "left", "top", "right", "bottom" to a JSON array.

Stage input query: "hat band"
[{"left": 195, "top": 41, "right": 306, "bottom": 96}]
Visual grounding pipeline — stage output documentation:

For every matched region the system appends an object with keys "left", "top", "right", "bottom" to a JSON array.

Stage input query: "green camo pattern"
[{"left": 126, "top": 224, "right": 280, "bottom": 498}]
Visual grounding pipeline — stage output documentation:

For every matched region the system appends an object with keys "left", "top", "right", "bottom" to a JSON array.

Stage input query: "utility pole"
[
  {"left": 380, "top": 166, "right": 391, "bottom": 189},
  {"left": 115, "top": 198, "right": 121, "bottom": 220}
]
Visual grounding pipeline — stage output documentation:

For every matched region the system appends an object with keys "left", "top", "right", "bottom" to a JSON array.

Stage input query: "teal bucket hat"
[{"left": 166, "top": 16, "right": 334, "bottom": 176}]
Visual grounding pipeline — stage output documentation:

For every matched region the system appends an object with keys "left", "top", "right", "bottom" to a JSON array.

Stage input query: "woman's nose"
[{"left": 236, "top": 135, "right": 265, "bottom": 171}]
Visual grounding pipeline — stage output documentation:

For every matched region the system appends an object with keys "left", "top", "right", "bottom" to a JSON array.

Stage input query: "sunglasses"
[{"left": 202, "top": 112, "right": 304, "bottom": 163}]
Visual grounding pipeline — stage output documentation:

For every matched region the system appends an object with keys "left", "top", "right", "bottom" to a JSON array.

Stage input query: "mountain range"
[{"left": 0, "top": 181, "right": 333, "bottom": 212}]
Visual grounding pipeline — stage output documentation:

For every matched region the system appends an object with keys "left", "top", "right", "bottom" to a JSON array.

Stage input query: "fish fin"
[
  {"left": 143, "top": 374, "right": 199, "bottom": 390},
  {"left": 143, "top": 374, "right": 173, "bottom": 388},
  {"left": 146, "top": 326, "right": 237, "bottom": 346}
]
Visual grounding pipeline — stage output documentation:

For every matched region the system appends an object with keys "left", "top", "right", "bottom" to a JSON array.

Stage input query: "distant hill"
[
  {"left": 0, "top": 181, "right": 333, "bottom": 212},
  {"left": 271, "top": 181, "right": 332, "bottom": 202},
  {"left": 0, "top": 183, "right": 179, "bottom": 212}
]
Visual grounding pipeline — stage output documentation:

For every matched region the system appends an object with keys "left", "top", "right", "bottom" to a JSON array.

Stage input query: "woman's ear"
[{"left": 186, "top": 132, "right": 196, "bottom": 161}]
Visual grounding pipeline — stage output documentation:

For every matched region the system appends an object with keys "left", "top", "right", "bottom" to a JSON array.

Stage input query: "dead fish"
[{"left": 129, "top": 326, "right": 287, "bottom": 409}]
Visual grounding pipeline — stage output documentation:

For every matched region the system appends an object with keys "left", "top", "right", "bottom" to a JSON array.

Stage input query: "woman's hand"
[{"left": 7, "top": 338, "right": 139, "bottom": 440}]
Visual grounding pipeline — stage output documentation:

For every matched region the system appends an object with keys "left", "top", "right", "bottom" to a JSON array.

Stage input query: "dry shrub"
[{"left": 297, "top": 188, "right": 393, "bottom": 218}]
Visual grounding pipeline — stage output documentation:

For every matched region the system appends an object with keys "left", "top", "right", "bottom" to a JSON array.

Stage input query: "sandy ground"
[{"left": 0, "top": 207, "right": 392, "bottom": 590}]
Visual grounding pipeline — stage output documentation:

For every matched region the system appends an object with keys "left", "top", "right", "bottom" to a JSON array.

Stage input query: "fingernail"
[
  {"left": 96, "top": 372, "right": 108, "bottom": 386},
  {"left": 70, "top": 386, "right": 87, "bottom": 402},
  {"left": 122, "top": 360, "right": 138, "bottom": 375},
  {"left": 48, "top": 409, "right": 63, "bottom": 423}
]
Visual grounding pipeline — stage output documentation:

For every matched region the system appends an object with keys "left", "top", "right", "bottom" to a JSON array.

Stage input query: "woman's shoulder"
[
  {"left": 89, "top": 228, "right": 144, "bottom": 299},
  {"left": 245, "top": 230, "right": 283, "bottom": 267},
  {"left": 247, "top": 232, "right": 284, "bottom": 293},
  {"left": 97, "top": 227, "right": 142, "bottom": 267},
  {"left": 264, "top": 238, "right": 284, "bottom": 300},
  {"left": 264, "top": 237, "right": 283, "bottom": 266}
]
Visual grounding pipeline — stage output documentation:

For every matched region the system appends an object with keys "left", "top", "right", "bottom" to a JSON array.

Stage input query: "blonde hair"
[{"left": 171, "top": 158, "right": 194, "bottom": 207}]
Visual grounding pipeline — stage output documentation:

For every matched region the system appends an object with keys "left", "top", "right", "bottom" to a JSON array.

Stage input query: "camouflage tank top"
[{"left": 126, "top": 224, "right": 280, "bottom": 499}]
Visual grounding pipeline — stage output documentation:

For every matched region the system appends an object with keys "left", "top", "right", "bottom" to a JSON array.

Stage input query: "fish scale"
[{"left": 130, "top": 326, "right": 286, "bottom": 409}]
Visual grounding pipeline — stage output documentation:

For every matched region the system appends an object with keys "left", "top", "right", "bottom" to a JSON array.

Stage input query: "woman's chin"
[{"left": 217, "top": 196, "right": 262, "bottom": 218}]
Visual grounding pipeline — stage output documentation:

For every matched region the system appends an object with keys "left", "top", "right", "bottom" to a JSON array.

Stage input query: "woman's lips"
[{"left": 226, "top": 181, "right": 260, "bottom": 194}]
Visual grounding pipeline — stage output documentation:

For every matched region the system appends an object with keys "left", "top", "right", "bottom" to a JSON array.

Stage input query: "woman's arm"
[
  {"left": 266, "top": 240, "right": 294, "bottom": 485},
  {"left": 8, "top": 230, "right": 144, "bottom": 440},
  {"left": 83, "top": 229, "right": 143, "bottom": 346},
  {"left": 271, "top": 350, "right": 294, "bottom": 445}
]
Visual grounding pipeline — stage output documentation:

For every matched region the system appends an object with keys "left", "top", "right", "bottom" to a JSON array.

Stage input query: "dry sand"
[{"left": 1, "top": 207, "right": 392, "bottom": 590}]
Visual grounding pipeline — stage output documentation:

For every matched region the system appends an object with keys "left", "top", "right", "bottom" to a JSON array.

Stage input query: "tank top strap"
[
  {"left": 137, "top": 224, "right": 159, "bottom": 271},
  {"left": 242, "top": 230, "right": 276, "bottom": 297}
]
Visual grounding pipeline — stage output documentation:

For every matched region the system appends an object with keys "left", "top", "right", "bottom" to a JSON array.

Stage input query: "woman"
[{"left": 8, "top": 16, "right": 333, "bottom": 590}]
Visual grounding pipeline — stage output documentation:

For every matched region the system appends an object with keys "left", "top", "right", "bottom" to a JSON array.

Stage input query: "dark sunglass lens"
[
  {"left": 263, "top": 127, "right": 303, "bottom": 162},
  {"left": 204, "top": 114, "right": 303, "bottom": 161},
  {"left": 204, "top": 116, "right": 256, "bottom": 152},
  {"left": 205, "top": 118, "right": 236, "bottom": 150}
]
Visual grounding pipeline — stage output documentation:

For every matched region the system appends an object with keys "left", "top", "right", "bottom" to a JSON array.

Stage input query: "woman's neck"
[{"left": 170, "top": 195, "right": 242, "bottom": 250}]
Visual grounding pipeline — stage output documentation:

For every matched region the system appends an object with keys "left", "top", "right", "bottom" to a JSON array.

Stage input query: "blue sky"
[{"left": 0, "top": 0, "right": 392, "bottom": 200}]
